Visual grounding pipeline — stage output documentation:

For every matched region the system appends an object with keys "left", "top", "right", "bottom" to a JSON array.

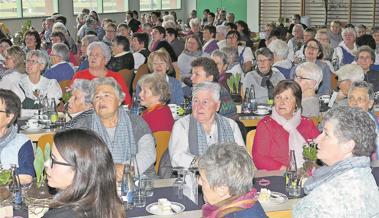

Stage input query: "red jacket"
[
  {"left": 72, "top": 69, "right": 132, "bottom": 107},
  {"left": 252, "top": 116, "right": 320, "bottom": 170},
  {"left": 142, "top": 104, "right": 174, "bottom": 133}
]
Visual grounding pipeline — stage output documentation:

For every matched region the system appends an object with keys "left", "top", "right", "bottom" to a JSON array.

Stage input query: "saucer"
[{"left": 146, "top": 201, "right": 185, "bottom": 215}]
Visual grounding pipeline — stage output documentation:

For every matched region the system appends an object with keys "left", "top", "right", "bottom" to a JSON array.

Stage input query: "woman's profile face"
[
  {"left": 274, "top": 88, "right": 297, "bottom": 120},
  {"left": 198, "top": 170, "right": 227, "bottom": 205},
  {"left": 186, "top": 37, "right": 199, "bottom": 52},
  {"left": 315, "top": 120, "right": 350, "bottom": 166},
  {"left": 4, "top": 53, "right": 15, "bottom": 70},
  {"left": 45, "top": 144, "right": 75, "bottom": 190},
  {"left": 139, "top": 84, "right": 160, "bottom": 108}
]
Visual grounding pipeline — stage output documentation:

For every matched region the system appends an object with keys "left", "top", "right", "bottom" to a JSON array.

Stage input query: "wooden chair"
[
  {"left": 174, "top": 65, "right": 181, "bottom": 80},
  {"left": 246, "top": 129, "right": 256, "bottom": 156},
  {"left": 132, "top": 64, "right": 150, "bottom": 92},
  {"left": 331, "top": 73, "right": 338, "bottom": 91},
  {"left": 266, "top": 210, "right": 292, "bottom": 218},
  {"left": 118, "top": 69, "right": 134, "bottom": 96},
  {"left": 37, "top": 133, "right": 54, "bottom": 157},
  {"left": 152, "top": 131, "right": 171, "bottom": 173}
]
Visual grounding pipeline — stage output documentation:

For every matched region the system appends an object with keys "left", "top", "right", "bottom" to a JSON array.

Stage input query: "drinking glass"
[
  {"left": 133, "top": 180, "right": 146, "bottom": 208},
  {"left": 140, "top": 175, "right": 153, "bottom": 197},
  {"left": 173, "top": 167, "right": 187, "bottom": 199}
]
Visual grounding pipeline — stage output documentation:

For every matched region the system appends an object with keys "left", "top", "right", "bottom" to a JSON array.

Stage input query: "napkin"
[
  {"left": 183, "top": 171, "right": 198, "bottom": 205},
  {"left": 0, "top": 205, "right": 12, "bottom": 218}
]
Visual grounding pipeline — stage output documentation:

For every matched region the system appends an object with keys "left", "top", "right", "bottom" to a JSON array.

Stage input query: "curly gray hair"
[
  {"left": 71, "top": 79, "right": 92, "bottom": 105},
  {"left": 87, "top": 41, "right": 112, "bottom": 64},
  {"left": 26, "top": 50, "right": 48, "bottom": 70},
  {"left": 198, "top": 143, "right": 254, "bottom": 196},
  {"left": 90, "top": 77, "right": 126, "bottom": 104},
  {"left": 138, "top": 74, "right": 171, "bottom": 104},
  {"left": 323, "top": 106, "right": 376, "bottom": 157},
  {"left": 348, "top": 81, "right": 375, "bottom": 101}
]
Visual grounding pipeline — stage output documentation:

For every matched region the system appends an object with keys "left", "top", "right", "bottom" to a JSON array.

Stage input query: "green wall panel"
[{"left": 196, "top": 0, "right": 247, "bottom": 22}]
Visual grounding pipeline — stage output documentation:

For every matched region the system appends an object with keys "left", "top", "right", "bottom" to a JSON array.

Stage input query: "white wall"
[{"left": 248, "top": 0, "right": 260, "bottom": 32}]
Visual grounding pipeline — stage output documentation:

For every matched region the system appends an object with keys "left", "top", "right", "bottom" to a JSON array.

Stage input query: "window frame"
[
  {"left": 72, "top": 0, "right": 129, "bottom": 15},
  {"left": 0, "top": 0, "right": 59, "bottom": 19},
  {"left": 139, "top": 0, "right": 182, "bottom": 12}
]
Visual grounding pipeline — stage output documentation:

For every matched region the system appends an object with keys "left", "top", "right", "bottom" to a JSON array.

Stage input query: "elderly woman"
[
  {"left": 211, "top": 49, "right": 229, "bottom": 89},
  {"left": 356, "top": 45, "right": 379, "bottom": 91},
  {"left": 177, "top": 35, "right": 209, "bottom": 80},
  {"left": 23, "top": 30, "right": 43, "bottom": 54},
  {"left": 242, "top": 47, "right": 285, "bottom": 104},
  {"left": 149, "top": 26, "right": 177, "bottom": 62},
  {"left": 72, "top": 41, "right": 132, "bottom": 106},
  {"left": 136, "top": 49, "right": 184, "bottom": 105},
  {"left": 328, "top": 21, "right": 342, "bottom": 48},
  {"left": 253, "top": 80, "right": 319, "bottom": 170},
  {"left": 12, "top": 50, "right": 62, "bottom": 109},
  {"left": 169, "top": 82, "right": 244, "bottom": 169},
  {"left": 107, "top": 35, "right": 134, "bottom": 72},
  {"left": 66, "top": 77, "right": 156, "bottom": 175},
  {"left": 77, "top": 34, "right": 99, "bottom": 71},
  {"left": 294, "top": 62, "right": 323, "bottom": 117},
  {"left": 293, "top": 107, "right": 379, "bottom": 217},
  {"left": 333, "top": 27, "right": 357, "bottom": 68},
  {"left": 221, "top": 46, "right": 244, "bottom": 77},
  {"left": 138, "top": 74, "right": 174, "bottom": 133},
  {"left": 287, "top": 24, "right": 304, "bottom": 62},
  {"left": 291, "top": 39, "right": 332, "bottom": 95},
  {"left": 267, "top": 39, "right": 293, "bottom": 79},
  {"left": 0, "top": 38, "right": 12, "bottom": 65},
  {"left": 66, "top": 79, "right": 93, "bottom": 118},
  {"left": 315, "top": 30, "right": 334, "bottom": 61},
  {"left": 102, "top": 22, "right": 117, "bottom": 47},
  {"left": 333, "top": 64, "right": 364, "bottom": 107},
  {"left": 43, "top": 129, "right": 125, "bottom": 217},
  {"left": 199, "top": 143, "right": 266, "bottom": 218},
  {"left": 225, "top": 30, "right": 254, "bottom": 73},
  {"left": 0, "top": 89, "right": 34, "bottom": 184},
  {"left": 0, "top": 46, "right": 26, "bottom": 90}
]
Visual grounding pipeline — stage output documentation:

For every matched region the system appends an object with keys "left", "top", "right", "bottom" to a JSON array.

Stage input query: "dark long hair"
[{"left": 50, "top": 129, "right": 125, "bottom": 218}]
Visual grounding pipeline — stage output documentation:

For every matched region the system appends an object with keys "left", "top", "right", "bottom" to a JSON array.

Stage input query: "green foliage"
[
  {"left": 33, "top": 143, "right": 51, "bottom": 187},
  {"left": 0, "top": 170, "right": 11, "bottom": 186},
  {"left": 227, "top": 74, "right": 241, "bottom": 94},
  {"left": 303, "top": 141, "right": 318, "bottom": 161}
]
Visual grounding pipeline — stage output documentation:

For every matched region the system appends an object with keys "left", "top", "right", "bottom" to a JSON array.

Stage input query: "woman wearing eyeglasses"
[
  {"left": 294, "top": 62, "right": 323, "bottom": 117},
  {"left": 252, "top": 80, "right": 319, "bottom": 170},
  {"left": 43, "top": 128, "right": 125, "bottom": 218}
]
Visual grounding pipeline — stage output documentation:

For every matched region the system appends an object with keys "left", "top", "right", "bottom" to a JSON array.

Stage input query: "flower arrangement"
[
  {"left": 227, "top": 74, "right": 242, "bottom": 103},
  {"left": 33, "top": 143, "right": 51, "bottom": 188},
  {"left": 302, "top": 140, "right": 318, "bottom": 176}
]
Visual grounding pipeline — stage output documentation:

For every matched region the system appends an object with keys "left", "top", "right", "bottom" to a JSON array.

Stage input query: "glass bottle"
[
  {"left": 241, "top": 87, "right": 251, "bottom": 114},
  {"left": 248, "top": 85, "right": 257, "bottom": 112},
  {"left": 285, "top": 150, "right": 297, "bottom": 192},
  {"left": 9, "top": 164, "right": 22, "bottom": 207},
  {"left": 49, "top": 98, "right": 58, "bottom": 123},
  {"left": 121, "top": 164, "right": 134, "bottom": 209}
]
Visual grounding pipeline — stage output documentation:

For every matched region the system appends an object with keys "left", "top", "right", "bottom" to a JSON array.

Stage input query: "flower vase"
[
  {"left": 26, "top": 179, "right": 51, "bottom": 200},
  {"left": 302, "top": 160, "right": 318, "bottom": 177},
  {"left": 230, "top": 91, "right": 242, "bottom": 104},
  {"left": 0, "top": 185, "right": 11, "bottom": 203}
]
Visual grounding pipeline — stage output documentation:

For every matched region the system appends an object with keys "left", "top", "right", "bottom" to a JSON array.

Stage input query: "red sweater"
[
  {"left": 142, "top": 105, "right": 174, "bottom": 133},
  {"left": 252, "top": 116, "right": 320, "bottom": 170},
  {"left": 72, "top": 69, "right": 132, "bottom": 107}
]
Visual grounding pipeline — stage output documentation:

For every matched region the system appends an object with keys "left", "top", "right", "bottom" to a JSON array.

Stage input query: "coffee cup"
[
  {"left": 27, "top": 118, "right": 39, "bottom": 129},
  {"left": 256, "top": 105, "right": 268, "bottom": 114}
]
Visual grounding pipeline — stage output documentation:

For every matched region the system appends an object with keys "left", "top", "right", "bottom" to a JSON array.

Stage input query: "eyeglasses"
[
  {"left": 0, "top": 110, "right": 7, "bottom": 113},
  {"left": 306, "top": 46, "right": 319, "bottom": 51},
  {"left": 26, "top": 59, "right": 40, "bottom": 65},
  {"left": 48, "top": 153, "right": 72, "bottom": 168},
  {"left": 257, "top": 59, "right": 271, "bottom": 63},
  {"left": 294, "top": 74, "right": 314, "bottom": 81}
]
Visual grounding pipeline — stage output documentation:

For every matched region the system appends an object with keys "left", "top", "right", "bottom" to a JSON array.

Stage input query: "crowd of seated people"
[{"left": 1, "top": 8, "right": 379, "bottom": 217}]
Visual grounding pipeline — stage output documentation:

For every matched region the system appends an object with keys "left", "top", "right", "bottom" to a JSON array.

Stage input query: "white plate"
[
  {"left": 20, "top": 125, "right": 45, "bottom": 131},
  {"left": 146, "top": 202, "right": 185, "bottom": 216},
  {"left": 258, "top": 191, "right": 288, "bottom": 206},
  {"left": 253, "top": 110, "right": 270, "bottom": 116}
]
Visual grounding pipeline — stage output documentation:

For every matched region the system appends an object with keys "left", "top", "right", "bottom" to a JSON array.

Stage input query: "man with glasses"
[{"left": 294, "top": 62, "right": 323, "bottom": 117}]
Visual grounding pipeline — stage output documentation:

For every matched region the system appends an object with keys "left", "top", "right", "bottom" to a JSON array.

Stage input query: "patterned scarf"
[
  {"left": 271, "top": 107, "right": 306, "bottom": 167},
  {"left": 257, "top": 70, "right": 274, "bottom": 99},
  {"left": 303, "top": 156, "right": 370, "bottom": 194},
  {"left": 0, "top": 125, "right": 18, "bottom": 162},
  {"left": 91, "top": 108, "right": 136, "bottom": 163},
  {"left": 188, "top": 114, "right": 235, "bottom": 156},
  {"left": 202, "top": 188, "right": 258, "bottom": 218}
]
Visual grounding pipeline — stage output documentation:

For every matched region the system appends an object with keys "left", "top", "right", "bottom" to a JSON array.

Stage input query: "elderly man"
[
  {"left": 66, "top": 77, "right": 156, "bottom": 175},
  {"left": 331, "top": 64, "right": 364, "bottom": 107},
  {"left": 294, "top": 62, "right": 323, "bottom": 117},
  {"left": 287, "top": 24, "right": 304, "bottom": 62},
  {"left": 268, "top": 39, "right": 293, "bottom": 79},
  {"left": 348, "top": 81, "right": 379, "bottom": 160},
  {"left": 169, "top": 82, "right": 244, "bottom": 169},
  {"left": 44, "top": 43, "right": 74, "bottom": 82},
  {"left": 77, "top": 34, "right": 99, "bottom": 71}
]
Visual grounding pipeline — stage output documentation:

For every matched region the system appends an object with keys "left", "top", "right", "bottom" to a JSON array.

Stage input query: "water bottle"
[
  {"left": 50, "top": 98, "right": 58, "bottom": 123},
  {"left": 241, "top": 87, "right": 251, "bottom": 114},
  {"left": 121, "top": 165, "right": 134, "bottom": 209},
  {"left": 131, "top": 94, "right": 140, "bottom": 115},
  {"left": 10, "top": 164, "right": 22, "bottom": 207},
  {"left": 285, "top": 150, "right": 298, "bottom": 192},
  {"left": 248, "top": 85, "right": 257, "bottom": 112}
]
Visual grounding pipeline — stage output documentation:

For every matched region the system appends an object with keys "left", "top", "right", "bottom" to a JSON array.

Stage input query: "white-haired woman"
[
  {"left": 169, "top": 82, "right": 244, "bottom": 169},
  {"left": 65, "top": 77, "right": 156, "bottom": 176},
  {"left": 332, "top": 27, "right": 357, "bottom": 68},
  {"left": 72, "top": 41, "right": 132, "bottom": 106},
  {"left": 294, "top": 62, "right": 323, "bottom": 117},
  {"left": 268, "top": 39, "right": 293, "bottom": 79},
  {"left": 293, "top": 107, "right": 379, "bottom": 217},
  {"left": 199, "top": 143, "right": 266, "bottom": 218},
  {"left": 66, "top": 79, "right": 93, "bottom": 119},
  {"left": 12, "top": 50, "right": 62, "bottom": 109}
]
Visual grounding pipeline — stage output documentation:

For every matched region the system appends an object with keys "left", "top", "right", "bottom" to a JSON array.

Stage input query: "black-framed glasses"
[
  {"left": 294, "top": 74, "right": 314, "bottom": 81},
  {"left": 49, "top": 153, "right": 73, "bottom": 168},
  {"left": 0, "top": 110, "right": 7, "bottom": 113}
]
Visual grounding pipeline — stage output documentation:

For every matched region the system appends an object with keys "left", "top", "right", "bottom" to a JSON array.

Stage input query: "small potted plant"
[
  {"left": 302, "top": 140, "right": 319, "bottom": 177},
  {"left": 227, "top": 73, "right": 242, "bottom": 103},
  {"left": 0, "top": 167, "right": 12, "bottom": 202}
]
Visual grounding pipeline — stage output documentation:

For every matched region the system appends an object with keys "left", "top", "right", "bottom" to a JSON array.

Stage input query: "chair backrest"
[
  {"left": 152, "top": 131, "right": 171, "bottom": 173},
  {"left": 118, "top": 69, "right": 134, "bottom": 96},
  {"left": 331, "top": 73, "right": 338, "bottom": 91},
  {"left": 173, "top": 65, "right": 181, "bottom": 80},
  {"left": 266, "top": 210, "right": 292, "bottom": 218},
  {"left": 59, "top": 80, "right": 71, "bottom": 94},
  {"left": 37, "top": 133, "right": 54, "bottom": 157},
  {"left": 246, "top": 129, "right": 256, "bottom": 156},
  {"left": 133, "top": 64, "right": 150, "bottom": 92}
]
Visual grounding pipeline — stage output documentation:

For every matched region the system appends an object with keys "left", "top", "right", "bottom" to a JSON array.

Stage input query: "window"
[
  {"left": 140, "top": 0, "right": 181, "bottom": 11},
  {"left": 73, "top": 0, "right": 129, "bottom": 14},
  {"left": 0, "top": 0, "right": 58, "bottom": 19}
]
